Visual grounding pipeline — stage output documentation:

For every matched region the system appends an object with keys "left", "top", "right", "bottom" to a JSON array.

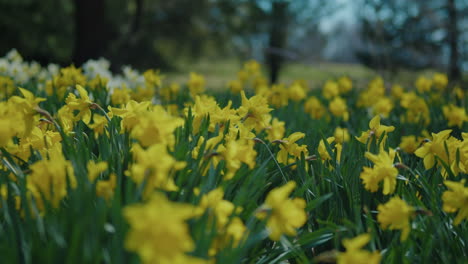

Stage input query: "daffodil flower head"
[
  {"left": 9, "top": 87, "right": 46, "bottom": 137},
  {"left": 414, "top": 129, "right": 453, "bottom": 170},
  {"left": 238, "top": 91, "right": 272, "bottom": 132},
  {"left": 188, "top": 72, "right": 205, "bottom": 98},
  {"left": 360, "top": 147, "right": 398, "bottom": 194},
  {"left": 337, "top": 234, "right": 381, "bottom": 264},
  {"left": 304, "top": 96, "right": 327, "bottom": 120},
  {"left": 65, "top": 85, "right": 93, "bottom": 124},
  {"left": 27, "top": 150, "right": 76, "bottom": 210},
  {"left": 356, "top": 115, "right": 395, "bottom": 146},
  {"left": 442, "top": 180, "right": 468, "bottom": 225},
  {"left": 338, "top": 76, "right": 353, "bottom": 93},
  {"left": 442, "top": 104, "right": 468, "bottom": 128},
  {"left": 218, "top": 138, "right": 257, "bottom": 180},
  {"left": 126, "top": 144, "right": 186, "bottom": 198},
  {"left": 334, "top": 127, "right": 350, "bottom": 144},
  {"left": 123, "top": 192, "right": 203, "bottom": 264},
  {"left": 322, "top": 80, "right": 340, "bottom": 100},
  {"left": 377, "top": 197, "right": 414, "bottom": 241},
  {"left": 276, "top": 132, "right": 308, "bottom": 165},
  {"left": 265, "top": 117, "right": 285, "bottom": 142},
  {"left": 256, "top": 181, "right": 307, "bottom": 241},
  {"left": 288, "top": 82, "right": 306, "bottom": 102},
  {"left": 329, "top": 96, "right": 349, "bottom": 121}
]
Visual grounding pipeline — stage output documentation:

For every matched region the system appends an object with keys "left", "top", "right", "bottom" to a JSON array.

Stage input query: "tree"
[
  {"left": 357, "top": 0, "right": 467, "bottom": 82},
  {"left": 73, "top": 0, "right": 112, "bottom": 65},
  {"left": 215, "top": 0, "right": 336, "bottom": 84},
  {"left": 447, "top": 0, "right": 461, "bottom": 81},
  {"left": 0, "top": 0, "right": 74, "bottom": 65},
  {"left": 266, "top": 1, "right": 288, "bottom": 84}
]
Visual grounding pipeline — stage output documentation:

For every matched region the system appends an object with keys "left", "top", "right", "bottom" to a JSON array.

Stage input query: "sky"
[{"left": 319, "top": 0, "right": 357, "bottom": 34}]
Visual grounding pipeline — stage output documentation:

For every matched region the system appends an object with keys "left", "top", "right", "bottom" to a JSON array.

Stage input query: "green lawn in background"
[{"left": 166, "top": 58, "right": 439, "bottom": 90}]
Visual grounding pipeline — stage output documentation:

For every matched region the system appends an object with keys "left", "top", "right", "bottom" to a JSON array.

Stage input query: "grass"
[{"left": 166, "top": 58, "right": 440, "bottom": 90}]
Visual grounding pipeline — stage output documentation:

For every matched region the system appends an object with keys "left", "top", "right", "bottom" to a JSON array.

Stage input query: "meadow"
[{"left": 0, "top": 49, "right": 467, "bottom": 263}]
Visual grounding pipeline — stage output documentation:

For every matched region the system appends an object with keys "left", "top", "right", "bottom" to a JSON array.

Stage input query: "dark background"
[{"left": 1, "top": 0, "right": 467, "bottom": 84}]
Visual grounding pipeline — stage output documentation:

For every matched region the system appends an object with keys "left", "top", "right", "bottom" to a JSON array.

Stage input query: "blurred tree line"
[
  {"left": 0, "top": 0, "right": 229, "bottom": 70},
  {"left": 0, "top": 0, "right": 332, "bottom": 83},
  {"left": 1, "top": 0, "right": 466, "bottom": 83},
  {"left": 357, "top": 0, "right": 468, "bottom": 82}
]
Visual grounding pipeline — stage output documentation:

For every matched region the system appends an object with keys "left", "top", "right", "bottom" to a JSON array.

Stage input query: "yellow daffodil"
[
  {"left": 442, "top": 104, "right": 467, "bottom": 128},
  {"left": 337, "top": 234, "right": 381, "bottom": 264},
  {"left": 87, "top": 114, "right": 108, "bottom": 138},
  {"left": 322, "top": 80, "right": 339, "bottom": 99},
  {"left": 329, "top": 97, "right": 349, "bottom": 121},
  {"left": 360, "top": 148, "right": 398, "bottom": 194},
  {"left": 0, "top": 76, "right": 15, "bottom": 99},
  {"left": 109, "top": 100, "right": 151, "bottom": 132},
  {"left": 87, "top": 161, "right": 108, "bottom": 182},
  {"left": 402, "top": 97, "right": 431, "bottom": 126},
  {"left": 432, "top": 73, "right": 448, "bottom": 91},
  {"left": 238, "top": 91, "right": 272, "bottom": 132},
  {"left": 276, "top": 132, "right": 308, "bottom": 165},
  {"left": 123, "top": 192, "right": 203, "bottom": 264},
  {"left": 256, "top": 181, "right": 307, "bottom": 241},
  {"left": 126, "top": 144, "right": 186, "bottom": 198},
  {"left": 399, "top": 135, "right": 422, "bottom": 154},
  {"left": 356, "top": 115, "right": 395, "bottom": 145},
  {"left": 188, "top": 72, "right": 205, "bottom": 98},
  {"left": 190, "top": 95, "right": 239, "bottom": 133},
  {"left": 334, "top": 127, "right": 350, "bottom": 144},
  {"left": 111, "top": 86, "right": 132, "bottom": 105},
  {"left": 65, "top": 85, "right": 93, "bottom": 124},
  {"left": 45, "top": 65, "right": 87, "bottom": 98},
  {"left": 357, "top": 77, "right": 385, "bottom": 108},
  {"left": 197, "top": 188, "right": 246, "bottom": 255},
  {"left": 288, "top": 82, "right": 306, "bottom": 102},
  {"left": 27, "top": 150, "right": 76, "bottom": 209},
  {"left": 377, "top": 197, "right": 414, "bottom": 241},
  {"left": 9, "top": 87, "right": 45, "bottom": 137},
  {"left": 415, "top": 76, "right": 432, "bottom": 93},
  {"left": 391, "top": 84, "right": 404, "bottom": 99},
  {"left": 268, "top": 84, "right": 289, "bottom": 108},
  {"left": 130, "top": 105, "right": 184, "bottom": 148},
  {"left": 414, "top": 129, "right": 453, "bottom": 170},
  {"left": 318, "top": 137, "right": 335, "bottom": 162},
  {"left": 198, "top": 188, "right": 238, "bottom": 227},
  {"left": 192, "top": 133, "right": 224, "bottom": 160},
  {"left": 96, "top": 173, "right": 116, "bottom": 201},
  {"left": 14, "top": 126, "right": 61, "bottom": 161},
  {"left": 143, "top": 69, "right": 163, "bottom": 89},
  {"left": 244, "top": 60, "right": 261, "bottom": 77},
  {"left": 228, "top": 79, "right": 243, "bottom": 94},
  {"left": 442, "top": 180, "right": 468, "bottom": 225},
  {"left": 266, "top": 118, "right": 285, "bottom": 142},
  {"left": 372, "top": 97, "right": 393, "bottom": 118},
  {"left": 218, "top": 139, "right": 257, "bottom": 180},
  {"left": 304, "top": 96, "right": 327, "bottom": 120},
  {"left": 337, "top": 76, "right": 352, "bottom": 94}
]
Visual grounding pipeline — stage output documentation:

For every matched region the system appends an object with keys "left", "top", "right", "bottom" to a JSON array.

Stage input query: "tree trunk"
[
  {"left": 447, "top": 0, "right": 461, "bottom": 82},
  {"left": 267, "top": 1, "right": 288, "bottom": 84},
  {"left": 131, "top": 0, "right": 144, "bottom": 35},
  {"left": 73, "top": 0, "right": 108, "bottom": 66}
]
